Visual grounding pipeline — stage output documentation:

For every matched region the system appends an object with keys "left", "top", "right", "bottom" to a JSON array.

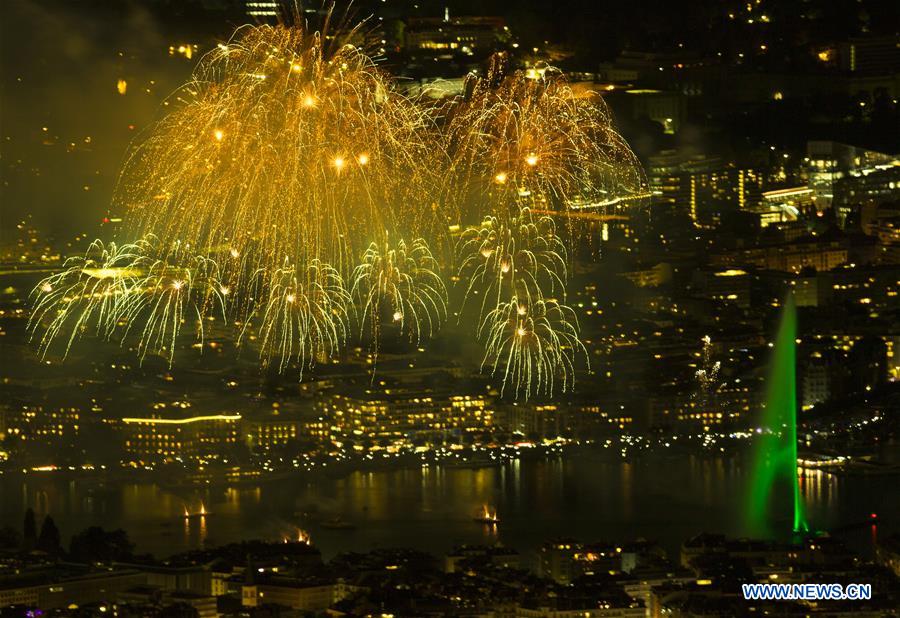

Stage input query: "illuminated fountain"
[{"left": 746, "top": 294, "right": 809, "bottom": 537}]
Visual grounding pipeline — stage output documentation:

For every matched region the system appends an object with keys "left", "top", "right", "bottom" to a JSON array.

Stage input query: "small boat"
[
  {"left": 283, "top": 529, "right": 312, "bottom": 544},
  {"left": 473, "top": 505, "right": 500, "bottom": 525},
  {"left": 321, "top": 517, "right": 356, "bottom": 530},
  {"left": 183, "top": 503, "right": 211, "bottom": 519}
]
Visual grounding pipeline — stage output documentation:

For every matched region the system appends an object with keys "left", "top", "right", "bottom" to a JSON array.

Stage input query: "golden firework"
[
  {"left": 351, "top": 237, "right": 447, "bottom": 349},
  {"left": 119, "top": 23, "right": 438, "bottom": 274},
  {"left": 241, "top": 259, "right": 350, "bottom": 375},
  {"left": 457, "top": 208, "right": 567, "bottom": 322},
  {"left": 445, "top": 57, "right": 643, "bottom": 397},
  {"left": 29, "top": 22, "right": 645, "bottom": 400},
  {"left": 479, "top": 297, "right": 586, "bottom": 400},
  {"left": 442, "top": 55, "right": 646, "bottom": 228},
  {"left": 29, "top": 238, "right": 148, "bottom": 358}
]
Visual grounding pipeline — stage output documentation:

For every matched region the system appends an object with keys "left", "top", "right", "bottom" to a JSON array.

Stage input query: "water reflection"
[{"left": 1, "top": 452, "right": 895, "bottom": 561}]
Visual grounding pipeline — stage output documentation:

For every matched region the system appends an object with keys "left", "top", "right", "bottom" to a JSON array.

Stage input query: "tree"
[
  {"left": 69, "top": 526, "right": 134, "bottom": 563},
  {"left": 0, "top": 526, "right": 21, "bottom": 550},
  {"left": 37, "top": 515, "right": 62, "bottom": 555},
  {"left": 22, "top": 508, "right": 37, "bottom": 551}
]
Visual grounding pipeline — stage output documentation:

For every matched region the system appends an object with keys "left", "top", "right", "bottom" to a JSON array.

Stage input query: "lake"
[{"left": 1, "top": 451, "right": 895, "bottom": 566}]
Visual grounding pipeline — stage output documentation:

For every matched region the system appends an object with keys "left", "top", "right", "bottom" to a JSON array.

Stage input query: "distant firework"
[{"left": 30, "top": 23, "right": 646, "bottom": 400}]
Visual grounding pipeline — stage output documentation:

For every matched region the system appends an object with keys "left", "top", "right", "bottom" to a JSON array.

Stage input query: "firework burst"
[
  {"left": 29, "top": 21, "right": 645, "bottom": 400},
  {"left": 116, "top": 244, "right": 227, "bottom": 366},
  {"left": 351, "top": 237, "right": 447, "bottom": 348},
  {"left": 117, "top": 23, "right": 437, "bottom": 280},
  {"left": 442, "top": 56, "right": 645, "bottom": 226},
  {"left": 241, "top": 259, "right": 350, "bottom": 375},
  {"left": 479, "top": 297, "right": 586, "bottom": 400},
  {"left": 457, "top": 208, "right": 567, "bottom": 322},
  {"left": 445, "top": 58, "right": 643, "bottom": 396},
  {"left": 29, "top": 238, "right": 149, "bottom": 358}
]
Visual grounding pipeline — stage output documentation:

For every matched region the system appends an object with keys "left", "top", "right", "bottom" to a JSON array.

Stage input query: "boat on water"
[
  {"left": 183, "top": 503, "right": 211, "bottom": 519},
  {"left": 473, "top": 505, "right": 500, "bottom": 525},
  {"left": 321, "top": 517, "right": 356, "bottom": 530},
  {"left": 283, "top": 529, "right": 312, "bottom": 544}
]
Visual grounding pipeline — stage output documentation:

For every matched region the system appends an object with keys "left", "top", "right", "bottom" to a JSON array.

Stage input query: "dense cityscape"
[{"left": 1, "top": 0, "right": 899, "bottom": 616}]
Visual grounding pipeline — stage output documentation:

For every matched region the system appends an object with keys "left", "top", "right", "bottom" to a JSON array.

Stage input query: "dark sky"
[{"left": 1, "top": 1, "right": 194, "bottom": 243}]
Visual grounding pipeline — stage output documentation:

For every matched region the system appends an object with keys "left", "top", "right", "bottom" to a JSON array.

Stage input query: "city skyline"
[{"left": 1, "top": 1, "right": 898, "bottom": 616}]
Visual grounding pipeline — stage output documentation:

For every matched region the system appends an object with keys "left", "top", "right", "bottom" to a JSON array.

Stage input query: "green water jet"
[{"left": 746, "top": 293, "right": 809, "bottom": 536}]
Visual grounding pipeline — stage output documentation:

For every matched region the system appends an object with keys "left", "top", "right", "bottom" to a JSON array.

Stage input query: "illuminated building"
[
  {"left": 837, "top": 35, "right": 900, "bottom": 75},
  {"left": 860, "top": 203, "right": 900, "bottom": 246},
  {"left": 674, "top": 404, "right": 727, "bottom": 429},
  {"left": 575, "top": 403, "right": 635, "bottom": 435},
  {"left": 804, "top": 141, "right": 897, "bottom": 223},
  {"left": 648, "top": 383, "right": 754, "bottom": 433},
  {"left": 801, "top": 357, "right": 830, "bottom": 409},
  {"left": 446, "top": 394, "right": 493, "bottom": 434},
  {"left": 834, "top": 165, "right": 900, "bottom": 221},
  {"left": 797, "top": 337, "right": 887, "bottom": 404},
  {"left": 710, "top": 239, "right": 849, "bottom": 272},
  {"left": 497, "top": 403, "right": 579, "bottom": 439},
  {"left": 826, "top": 264, "right": 900, "bottom": 308},
  {"left": 690, "top": 268, "right": 751, "bottom": 308},
  {"left": 0, "top": 404, "right": 79, "bottom": 443},
  {"left": 243, "top": 417, "right": 302, "bottom": 451},
  {"left": 313, "top": 391, "right": 492, "bottom": 447},
  {"left": 120, "top": 413, "right": 240, "bottom": 464},
  {"left": 754, "top": 186, "right": 815, "bottom": 227},
  {"left": 538, "top": 540, "right": 583, "bottom": 584},
  {"left": 647, "top": 151, "right": 763, "bottom": 226},
  {"left": 646, "top": 150, "right": 685, "bottom": 210},
  {"left": 242, "top": 578, "right": 356, "bottom": 611},
  {"left": 403, "top": 15, "right": 507, "bottom": 57}
]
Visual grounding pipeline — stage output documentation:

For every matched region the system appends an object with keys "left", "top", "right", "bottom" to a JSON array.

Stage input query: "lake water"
[{"left": 1, "top": 451, "right": 895, "bottom": 565}]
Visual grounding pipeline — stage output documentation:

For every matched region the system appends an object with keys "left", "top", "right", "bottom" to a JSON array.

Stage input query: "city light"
[
  {"left": 1, "top": 3, "right": 896, "bottom": 609},
  {"left": 121, "top": 414, "right": 242, "bottom": 424}
]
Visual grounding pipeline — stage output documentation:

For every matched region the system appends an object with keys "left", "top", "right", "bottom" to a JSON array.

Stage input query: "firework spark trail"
[
  {"left": 106, "top": 21, "right": 444, "bottom": 369},
  {"left": 442, "top": 56, "right": 645, "bottom": 228},
  {"left": 117, "top": 24, "right": 438, "bottom": 284},
  {"left": 446, "top": 58, "right": 644, "bottom": 396},
  {"left": 29, "top": 22, "right": 645, "bottom": 400},
  {"left": 115, "top": 245, "right": 227, "bottom": 366},
  {"left": 479, "top": 297, "right": 587, "bottom": 400},
  {"left": 456, "top": 208, "right": 567, "bottom": 322},
  {"left": 28, "top": 238, "right": 149, "bottom": 357},
  {"left": 28, "top": 236, "right": 227, "bottom": 367},
  {"left": 241, "top": 259, "right": 350, "bottom": 376},
  {"left": 351, "top": 238, "right": 447, "bottom": 348}
]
